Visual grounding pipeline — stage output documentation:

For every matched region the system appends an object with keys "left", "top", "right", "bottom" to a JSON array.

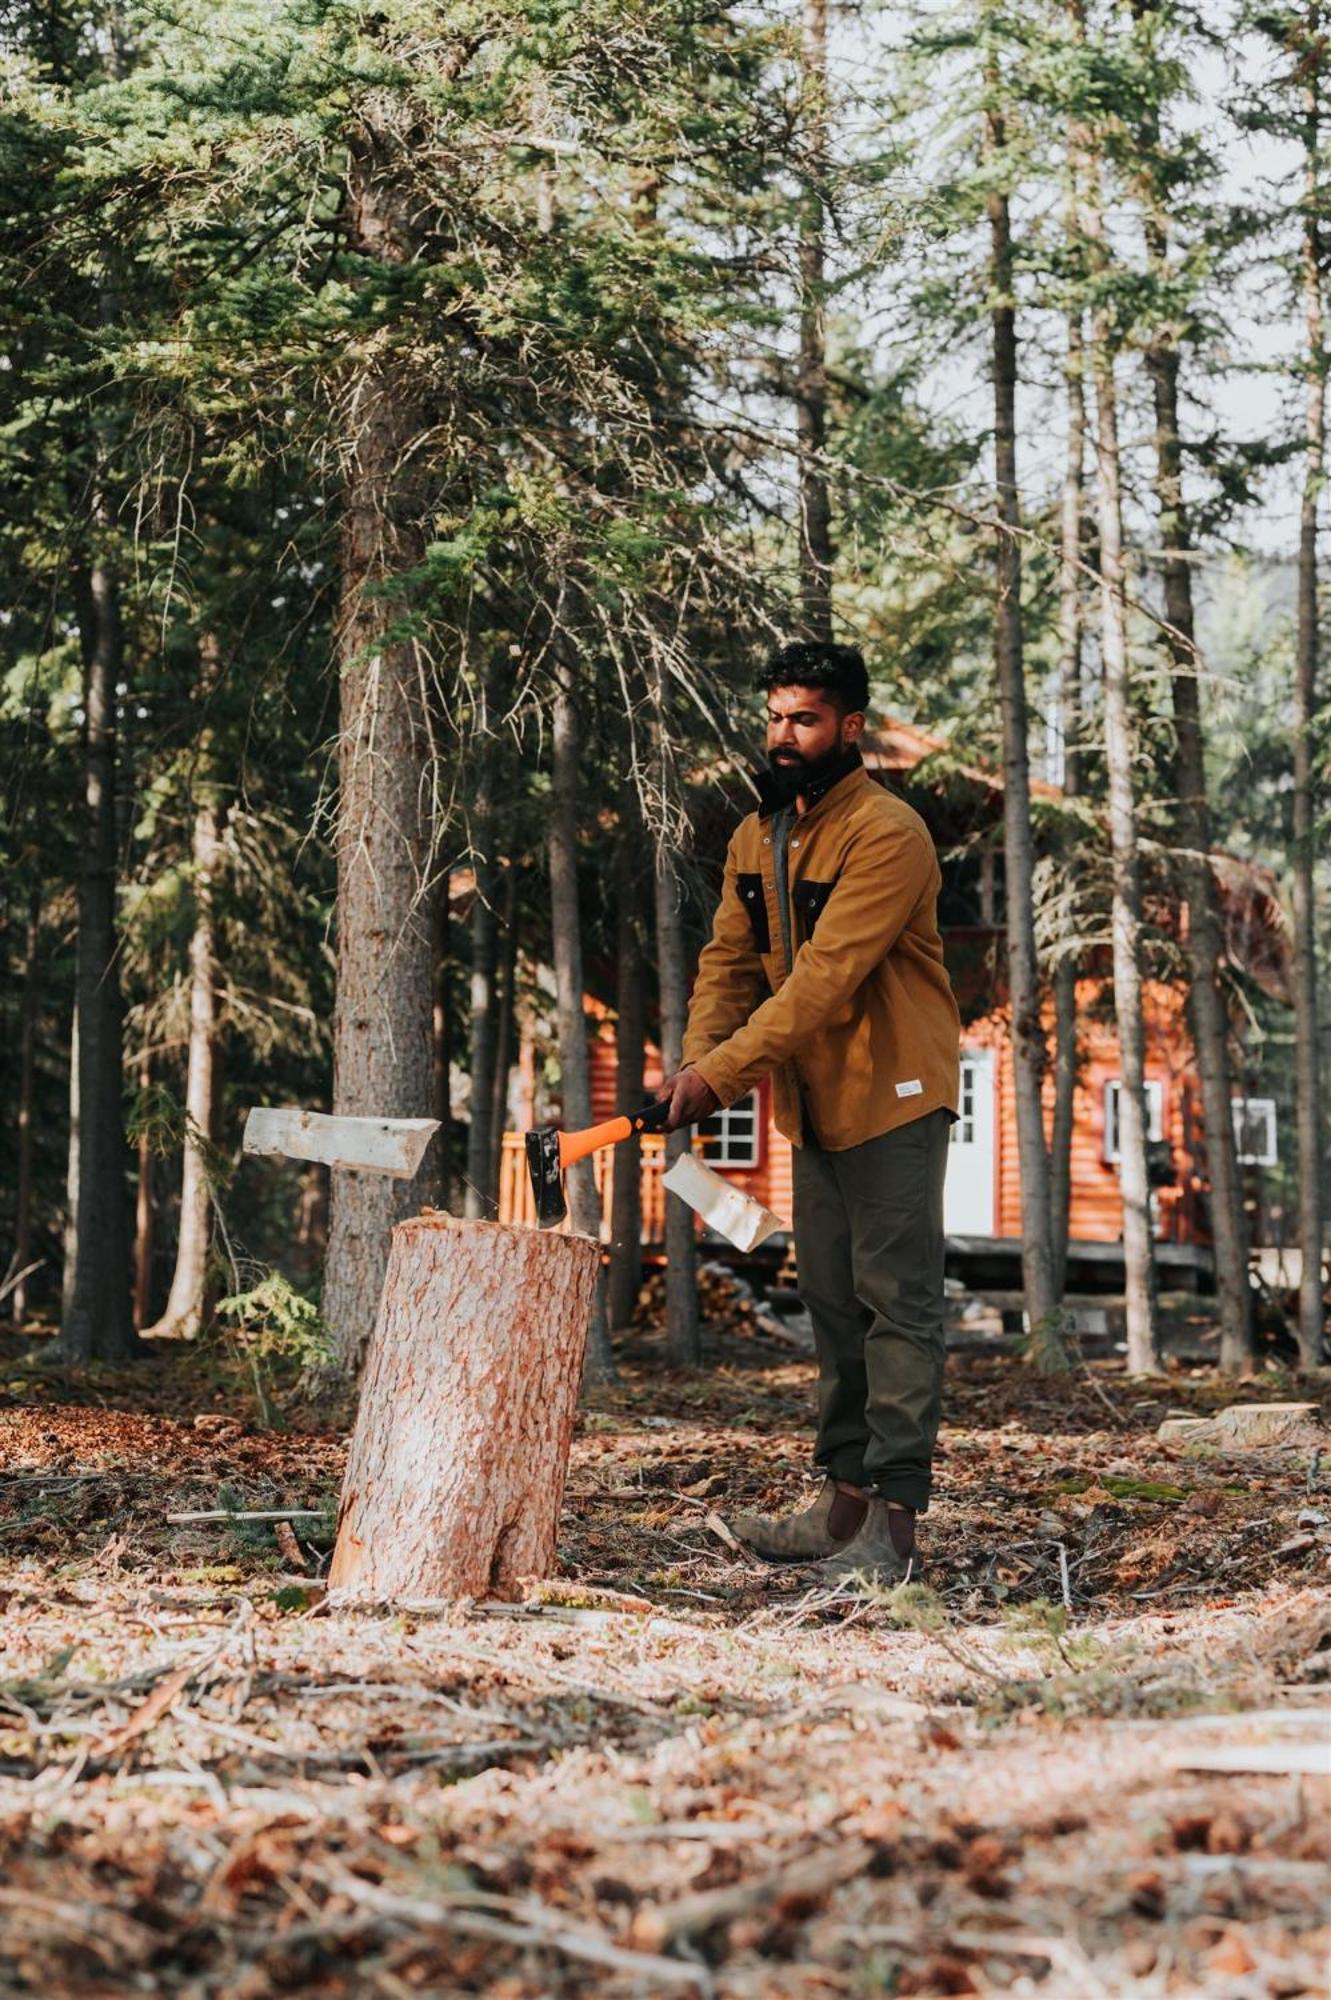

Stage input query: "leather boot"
[
  {"left": 729, "top": 1479, "right": 869, "bottom": 1562},
  {"left": 814, "top": 1499, "right": 916, "bottom": 1589}
]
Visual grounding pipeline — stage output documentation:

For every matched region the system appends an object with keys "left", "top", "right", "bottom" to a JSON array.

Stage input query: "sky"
[{"left": 828, "top": 6, "right": 1312, "bottom": 560}]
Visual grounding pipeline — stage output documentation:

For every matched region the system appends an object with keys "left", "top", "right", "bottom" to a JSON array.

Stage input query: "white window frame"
[
  {"left": 1231, "top": 1096, "right": 1277, "bottom": 1167},
  {"left": 952, "top": 1057, "right": 979, "bottom": 1146},
  {"left": 699, "top": 1090, "right": 761, "bottom": 1170},
  {"left": 1043, "top": 681, "right": 1066, "bottom": 790},
  {"left": 1103, "top": 1078, "right": 1164, "bottom": 1164}
]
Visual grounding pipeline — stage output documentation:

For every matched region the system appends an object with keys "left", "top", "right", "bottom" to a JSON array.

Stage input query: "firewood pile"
[{"left": 635, "top": 1262, "right": 810, "bottom": 1349}]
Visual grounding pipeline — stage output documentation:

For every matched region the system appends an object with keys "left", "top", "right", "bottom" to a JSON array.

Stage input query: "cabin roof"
[
  {"left": 865, "top": 716, "right": 1289, "bottom": 1001},
  {"left": 862, "top": 715, "right": 1064, "bottom": 801}
]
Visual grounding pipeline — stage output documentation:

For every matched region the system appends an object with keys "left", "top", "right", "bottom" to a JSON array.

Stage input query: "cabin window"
[
  {"left": 952, "top": 1059, "right": 978, "bottom": 1145},
  {"left": 1103, "top": 1079, "right": 1164, "bottom": 1163},
  {"left": 699, "top": 1091, "right": 761, "bottom": 1169},
  {"left": 1043, "top": 679, "right": 1066, "bottom": 789},
  {"left": 1232, "top": 1097, "right": 1277, "bottom": 1166}
]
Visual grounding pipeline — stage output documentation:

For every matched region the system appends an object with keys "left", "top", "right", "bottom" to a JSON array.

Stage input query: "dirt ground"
[{"left": 1, "top": 1311, "right": 1328, "bottom": 2000}]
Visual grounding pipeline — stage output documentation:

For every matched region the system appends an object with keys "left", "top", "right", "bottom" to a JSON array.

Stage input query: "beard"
[{"left": 766, "top": 734, "right": 850, "bottom": 803}]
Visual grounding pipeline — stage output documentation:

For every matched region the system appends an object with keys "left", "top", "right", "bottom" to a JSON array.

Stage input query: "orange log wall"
[
  {"left": 501, "top": 977, "right": 1205, "bottom": 1248},
  {"left": 982, "top": 978, "right": 1200, "bottom": 1245}
]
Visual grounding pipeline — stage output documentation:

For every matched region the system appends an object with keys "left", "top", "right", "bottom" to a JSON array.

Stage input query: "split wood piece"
[
  {"left": 630, "top": 1838, "right": 875, "bottom": 1953},
  {"left": 328, "top": 1216, "right": 601, "bottom": 1601},
  {"left": 242, "top": 1106, "right": 439, "bottom": 1178}
]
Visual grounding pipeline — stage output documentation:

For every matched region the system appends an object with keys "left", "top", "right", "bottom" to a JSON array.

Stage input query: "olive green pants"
[{"left": 792, "top": 1108, "right": 951, "bottom": 1512}]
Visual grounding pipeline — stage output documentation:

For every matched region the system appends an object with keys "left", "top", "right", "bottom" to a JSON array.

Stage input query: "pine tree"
[
  {"left": 1128, "top": 0, "right": 1255, "bottom": 1372},
  {"left": 1049, "top": 300, "right": 1085, "bottom": 1299},
  {"left": 1068, "top": 0, "right": 1160, "bottom": 1370},
  {"left": 1238, "top": 0, "right": 1328, "bottom": 1364},
  {"left": 1290, "top": 4, "right": 1329, "bottom": 1365},
  {"left": 980, "top": 14, "right": 1060, "bottom": 1345}
]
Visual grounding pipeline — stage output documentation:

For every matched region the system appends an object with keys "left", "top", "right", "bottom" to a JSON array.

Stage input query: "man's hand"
[{"left": 658, "top": 1065, "right": 720, "bottom": 1132}]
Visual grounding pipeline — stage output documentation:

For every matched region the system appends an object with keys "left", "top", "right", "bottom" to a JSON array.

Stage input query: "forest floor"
[{"left": 0, "top": 1292, "right": 1328, "bottom": 2000}]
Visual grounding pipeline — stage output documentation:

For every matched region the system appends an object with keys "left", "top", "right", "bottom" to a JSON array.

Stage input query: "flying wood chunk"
[
  {"left": 242, "top": 1107, "right": 439, "bottom": 1179},
  {"left": 328, "top": 1216, "right": 601, "bottom": 1601}
]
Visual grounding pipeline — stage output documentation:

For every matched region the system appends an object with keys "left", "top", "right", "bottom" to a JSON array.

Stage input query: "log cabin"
[{"left": 496, "top": 717, "right": 1292, "bottom": 1292}]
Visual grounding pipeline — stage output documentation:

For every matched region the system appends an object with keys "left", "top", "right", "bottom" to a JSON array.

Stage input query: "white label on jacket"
[{"left": 895, "top": 1078, "right": 923, "bottom": 1098}]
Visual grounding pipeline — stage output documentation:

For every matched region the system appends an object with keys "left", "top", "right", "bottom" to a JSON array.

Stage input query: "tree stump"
[{"left": 328, "top": 1216, "right": 602, "bottom": 1600}]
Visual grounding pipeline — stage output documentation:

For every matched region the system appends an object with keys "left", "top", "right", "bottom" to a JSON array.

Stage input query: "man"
[{"left": 662, "top": 640, "right": 960, "bottom": 1586}]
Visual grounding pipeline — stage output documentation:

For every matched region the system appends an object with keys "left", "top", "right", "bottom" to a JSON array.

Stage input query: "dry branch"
[
  {"left": 630, "top": 1838, "right": 875, "bottom": 1952},
  {"left": 86, "top": 1656, "right": 199, "bottom": 1762},
  {"left": 166, "top": 1508, "right": 328, "bottom": 1524},
  {"left": 320, "top": 1870, "right": 715, "bottom": 1993}
]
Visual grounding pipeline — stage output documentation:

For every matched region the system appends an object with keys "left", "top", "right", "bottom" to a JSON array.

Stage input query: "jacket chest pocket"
[
  {"left": 794, "top": 877, "right": 835, "bottom": 942},
  {"left": 737, "top": 872, "right": 771, "bottom": 954}
]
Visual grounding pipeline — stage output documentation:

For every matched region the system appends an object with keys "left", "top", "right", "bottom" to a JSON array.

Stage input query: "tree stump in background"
[{"left": 328, "top": 1216, "right": 601, "bottom": 1600}]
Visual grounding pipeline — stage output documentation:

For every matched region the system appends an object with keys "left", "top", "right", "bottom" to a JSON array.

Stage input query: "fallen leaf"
[{"left": 1206, "top": 1933, "right": 1257, "bottom": 1977}]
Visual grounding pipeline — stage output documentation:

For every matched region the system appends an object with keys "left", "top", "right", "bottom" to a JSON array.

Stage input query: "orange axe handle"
[{"left": 557, "top": 1100, "right": 672, "bottom": 1171}]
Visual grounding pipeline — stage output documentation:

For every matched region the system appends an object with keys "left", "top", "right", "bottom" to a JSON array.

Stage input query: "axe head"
[
  {"left": 526, "top": 1126, "right": 567, "bottom": 1229},
  {"left": 524, "top": 1101, "right": 670, "bottom": 1231}
]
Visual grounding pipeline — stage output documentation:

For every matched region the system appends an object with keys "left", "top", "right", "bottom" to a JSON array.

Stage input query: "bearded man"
[{"left": 661, "top": 641, "right": 961, "bottom": 1585}]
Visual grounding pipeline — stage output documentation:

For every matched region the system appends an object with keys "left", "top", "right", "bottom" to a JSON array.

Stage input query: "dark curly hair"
[{"left": 760, "top": 640, "right": 870, "bottom": 715}]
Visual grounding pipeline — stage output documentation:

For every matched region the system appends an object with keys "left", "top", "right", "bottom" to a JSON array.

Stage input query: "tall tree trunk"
[
  {"left": 984, "top": 92, "right": 1059, "bottom": 1345},
  {"left": 432, "top": 873, "right": 454, "bottom": 1208},
  {"left": 656, "top": 843, "right": 701, "bottom": 1368},
  {"left": 1050, "top": 306, "right": 1084, "bottom": 1300},
  {"left": 1078, "top": 140, "right": 1160, "bottom": 1373},
  {"left": 60, "top": 559, "right": 137, "bottom": 1363},
  {"left": 487, "top": 862, "right": 519, "bottom": 1201},
  {"left": 62, "top": 1005, "right": 78, "bottom": 1324},
  {"left": 464, "top": 670, "right": 502, "bottom": 1219},
  {"left": 608, "top": 797, "right": 647, "bottom": 1332},
  {"left": 12, "top": 892, "right": 40, "bottom": 1327},
  {"left": 1145, "top": 327, "right": 1254, "bottom": 1373},
  {"left": 143, "top": 797, "right": 224, "bottom": 1340},
  {"left": 323, "top": 140, "right": 438, "bottom": 1379},
  {"left": 1125, "top": 0, "right": 1254, "bottom": 1370},
  {"left": 796, "top": 0, "right": 833, "bottom": 638},
  {"left": 1294, "top": 15, "right": 1327, "bottom": 1366},
  {"left": 548, "top": 663, "right": 615, "bottom": 1383},
  {"left": 133, "top": 1056, "right": 153, "bottom": 1331},
  {"left": 462, "top": 849, "right": 499, "bottom": 1216}
]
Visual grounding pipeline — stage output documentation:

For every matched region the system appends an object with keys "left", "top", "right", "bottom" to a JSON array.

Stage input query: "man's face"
[{"left": 766, "top": 684, "right": 864, "bottom": 789}]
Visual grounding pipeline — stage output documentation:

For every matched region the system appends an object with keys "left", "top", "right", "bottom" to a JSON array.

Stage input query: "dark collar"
[{"left": 754, "top": 743, "right": 864, "bottom": 819}]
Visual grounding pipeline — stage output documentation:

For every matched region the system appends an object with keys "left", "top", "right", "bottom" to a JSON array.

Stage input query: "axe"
[{"left": 526, "top": 1100, "right": 673, "bottom": 1229}]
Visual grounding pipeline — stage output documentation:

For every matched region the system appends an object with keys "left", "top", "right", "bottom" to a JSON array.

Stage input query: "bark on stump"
[{"left": 329, "top": 1217, "right": 601, "bottom": 1600}]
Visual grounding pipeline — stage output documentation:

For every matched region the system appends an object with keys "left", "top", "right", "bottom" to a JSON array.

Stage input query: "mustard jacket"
[{"left": 683, "top": 753, "right": 961, "bottom": 1151}]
